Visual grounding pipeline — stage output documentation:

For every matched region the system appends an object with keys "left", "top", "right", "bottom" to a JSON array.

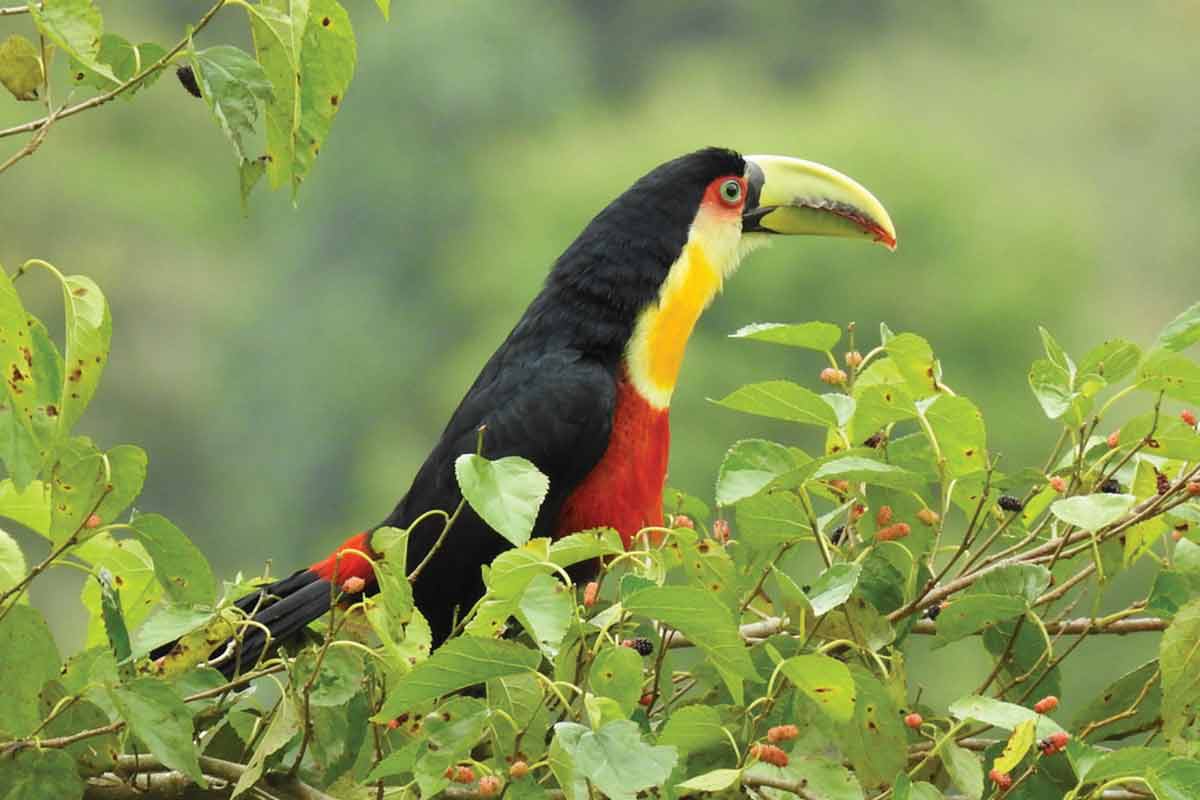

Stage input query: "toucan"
[{"left": 190, "top": 148, "right": 896, "bottom": 676}]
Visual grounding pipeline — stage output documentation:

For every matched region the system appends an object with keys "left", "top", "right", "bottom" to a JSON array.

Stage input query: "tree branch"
[{"left": 0, "top": 0, "right": 228, "bottom": 142}]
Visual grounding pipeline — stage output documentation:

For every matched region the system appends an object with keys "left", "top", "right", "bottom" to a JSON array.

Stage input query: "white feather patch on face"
[{"left": 624, "top": 202, "right": 752, "bottom": 409}]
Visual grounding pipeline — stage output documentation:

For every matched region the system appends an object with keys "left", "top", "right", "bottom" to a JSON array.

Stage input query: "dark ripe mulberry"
[
  {"left": 998, "top": 494, "right": 1024, "bottom": 512},
  {"left": 621, "top": 637, "right": 653, "bottom": 656},
  {"left": 1156, "top": 470, "right": 1171, "bottom": 496},
  {"left": 830, "top": 525, "right": 845, "bottom": 545},
  {"left": 176, "top": 65, "right": 202, "bottom": 98},
  {"left": 924, "top": 603, "right": 942, "bottom": 621},
  {"left": 863, "top": 431, "right": 885, "bottom": 448},
  {"left": 1099, "top": 478, "right": 1121, "bottom": 494}
]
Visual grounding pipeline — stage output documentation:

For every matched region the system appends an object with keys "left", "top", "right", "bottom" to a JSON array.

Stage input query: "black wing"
[{"left": 382, "top": 345, "right": 616, "bottom": 642}]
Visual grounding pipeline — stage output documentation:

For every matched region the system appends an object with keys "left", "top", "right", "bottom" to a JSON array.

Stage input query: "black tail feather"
[{"left": 150, "top": 568, "right": 334, "bottom": 677}]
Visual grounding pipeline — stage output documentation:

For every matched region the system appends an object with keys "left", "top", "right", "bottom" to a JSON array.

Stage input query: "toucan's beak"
[{"left": 742, "top": 155, "right": 897, "bottom": 250}]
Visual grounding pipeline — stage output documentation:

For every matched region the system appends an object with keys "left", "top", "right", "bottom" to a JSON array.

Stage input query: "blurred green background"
[{"left": 3, "top": 2, "right": 1198, "bottom": 711}]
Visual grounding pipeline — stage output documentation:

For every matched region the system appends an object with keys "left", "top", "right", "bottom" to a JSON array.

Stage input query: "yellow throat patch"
[{"left": 626, "top": 213, "right": 745, "bottom": 408}]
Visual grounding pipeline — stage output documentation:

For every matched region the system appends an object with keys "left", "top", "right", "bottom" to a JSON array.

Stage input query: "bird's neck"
[{"left": 624, "top": 217, "right": 741, "bottom": 409}]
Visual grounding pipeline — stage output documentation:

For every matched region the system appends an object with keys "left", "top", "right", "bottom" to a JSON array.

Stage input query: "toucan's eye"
[{"left": 719, "top": 179, "right": 743, "bottom": 205}]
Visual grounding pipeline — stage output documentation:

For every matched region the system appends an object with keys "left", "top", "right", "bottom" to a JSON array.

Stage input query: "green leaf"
[
  {"left": 933, "top": 595, "right": 1028, "bottom": 647},
  {"left": 246, "top": 0, "right": 356, "bottom": 196},
  {"left": 1029, "top": 357, "right": 1075, "bottom": 419},
  {"left": 70, "top": 34, "right": 164, "bottom": 93},
  {"left": 850, "top": 383, "right": 916, "bottom": 442},
  {"left": 730, "top": 321, "right": 841, "bottom": 351},
  {"left": 712, "top": 380, "right": 838, "bottom": 427},
  {"left": 96, "top": 568, "right": 131, "bottom": 669},
  {"left": 374, "top": 0, "right": 390, "bottom": 20},
  {"left": 676, "top": 768, "right": 743, "bottom": 792},
  {"left": 487, "top": 672, "right": 550, "bottom": 762},
  {"left": 573, "top": 719, "right": 678, "bottom": 800},
  {"left": 1050, "top": 493, "right": 1136, "bottom": 531},
  {"left": 836, "top": 665, "right": 906, "bottom": 788},
  {"left": 921, "top": 395, "right": 987, "bottom": 477},
  {"left": 778, "top": 653, "right": 855, "bottom": 722},
  {"left": 516, "top": 572, "right": 572, "bottom": 655},
  {"left": 1139, "top": 350, "right": 1200, "bottom": 405},
  {"left": 78, "top": 533, "right": 161, "bottom": 647},
  {"left": 549, "top": 528, "right": 624, "bottom": 568},
  {"left": 0, "top": 34, "right": 43, "bottom": 101},
  {"left": 244, "top": 0, "right": 307, "bottom": 191},
  {"left": 29, "top": 0, "right": 117, "bottom": 83},
  {"left": 0, "top": 527, "right": 25, "bottom": 597},
  {"left": 1156, "top": 302, "right": 1200, "bottom": 352},
  {"left": 993, "top": 718, "right": 1036, "bottom": 773},
  {"left": 58, "top": 274, "right": 111, "bottom": 437},
  {"left": 886, "top": 333, "right": 940, "bottom": 397},
  {"left": 108, "top": 678, "right": 204, "bottom": 786},
  {"left": 1078, "top": 747, "right": 1170, "bottom": 785},
  {"left": 0, "top": 272, "right": 47, "bottom": 487},
  {"left": 734, "top": 491, "right": 811, "bottom": 550},
  {"left": 130, "top": 603, "right": 218, "bottom": 659},
  {"left": 969, "top": 563, "right": 1051, "bottom": 603},
  {"left": 455, "top": 453, "right": 549, "bottom": 547},
  {"left": 0, "top": 749, "right": 84, "bottom": 800},
  {"left": 0, "top": 479, "right": 50, "bottom": 536},
  {"left": 949, "top": 695, "right": 1064, "bottom": 736},
  {"left": 38, "top": 681, "right": 117, "bottom": 776},
  {"left": 0, "top": 604, "right": 60, "bottom": 737},
  {"left": 376, "top": 638, "right": 541, "bottom": 720},
  {"left": 129, "top": 512, "right": 216, "bottom": 606},
  {"left": 48, "top": 438, "right": 106, "bottom": 543},
  {"left": 233, "top": 695, "right": 300, "bottom": 796},
  {"left": 1148, "top": 757, "right": 1200, "bottom": 800},
  {"left": 941, "top": 739, "right": 983, "bottom": 800},
  {"left": 1078, "top": 338, "right": 1141, "bottom": 385},
  {"left": 811, "top": 455, "right": 926, "bottom": 491},
  {"left": 1073, "top": 660, "right": 1161, "bottom": 742},
  {"left": 807, "top": 562, "right": 861, "bottom": 615},
  {"left": 412, "top": 697, "right": 491, "bottom": 792},
  {"left": 786, "top": 756, "right": 864, "bottom": 800},
  {"left": 982, "top": 618, "right": 1062, "bottom": 703},
  {"left": 292, "top": 0, "right": 357, "bottom": 188},
  {"left": 623, "top": 586, "right": 759, "bottom": 703},
  {"left": 657, "top": 705, "right": 728, "bottom": 758},
  {"left": 293, "top": 646, "right": 364, "bottom": 706},
  {"left": 588, "top": 646, "right": 643, "bottom": 716},
  {"left": 92, "top": 444, "right": 147, "bottom": 527},
  {"left": 715, "top": 439, "right": 803, "bottom": 506},
  {"left": 893, "top": 774, "right": 944, "bottom": 800},
  {"left": 190, "top": 45, "right": 274, "bottom": 162},
  {"left": 1161, "top": 598, "right": 1200, "bottom": 747}
]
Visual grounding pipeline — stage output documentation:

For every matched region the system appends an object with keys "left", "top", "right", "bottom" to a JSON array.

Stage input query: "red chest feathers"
[{"left": 556, "top": 375, "right": 669, "bottom": 549}]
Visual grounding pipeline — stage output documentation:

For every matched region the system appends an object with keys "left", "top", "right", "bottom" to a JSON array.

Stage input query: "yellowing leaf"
[{"left": 992, "top": 718, "right": 1036, "bottom": 774}]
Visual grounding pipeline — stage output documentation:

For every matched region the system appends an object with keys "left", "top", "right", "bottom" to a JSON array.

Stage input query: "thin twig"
[{"left": 0, "top": 0, "right": 228, "bottom": 141}]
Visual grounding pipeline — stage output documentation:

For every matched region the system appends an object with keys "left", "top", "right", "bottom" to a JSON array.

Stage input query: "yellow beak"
[{"left": 742, "top": 155, "right": 897, "bottom": 250}]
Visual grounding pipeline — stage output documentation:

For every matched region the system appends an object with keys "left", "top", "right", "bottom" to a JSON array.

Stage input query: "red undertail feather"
[
  {"left": 557, "top": 371, "right": 670, "bottom": 549},
  {"left": 310, "top": 531, "right": 375, "bottom": 585}
]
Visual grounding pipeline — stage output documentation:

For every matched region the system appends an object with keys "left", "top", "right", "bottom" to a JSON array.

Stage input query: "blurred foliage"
[{"left": 1, "top": 0, "right": 1199, "bottom": 719}]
